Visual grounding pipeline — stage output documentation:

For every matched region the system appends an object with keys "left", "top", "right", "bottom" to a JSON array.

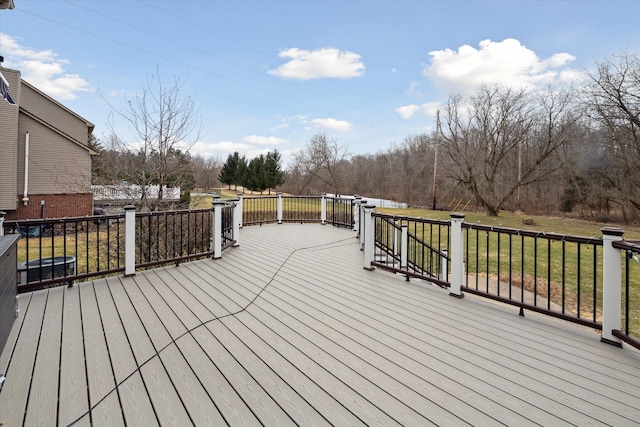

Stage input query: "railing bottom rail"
[
  {"left": 372, "top": 261, "right": 450, "bottom": 288},
  {"left": 612, "top": 329, "right": 640, "bottom": 350},
  {"left": 462, "top": 286, "right": 603, "bottom": 330}
]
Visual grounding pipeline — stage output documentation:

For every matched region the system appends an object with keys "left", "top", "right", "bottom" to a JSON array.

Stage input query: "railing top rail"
[
  {"left": 5, "top": 213, "right": 124, "bottom": 226},
  {"left": 242, "top": 195, "right": 279, "bottom": 199},
  {"left": 134, "top": 207, "right": 213, "bottom": 218},
  {"left": 613, "top": 240, "right": 640, "bottom": 252},
  {"left": 371, "top": 212, "right": 450, "bottom": 226},
  {"left": 462, "top": 222, "right": 603, "bottom": 245},
  {"left": 281, "top": 195, "right": 322, "bottom": 199}
]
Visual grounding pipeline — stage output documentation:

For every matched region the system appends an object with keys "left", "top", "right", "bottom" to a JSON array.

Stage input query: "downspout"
[{"left": 22, "top": 131, "right": 29, "bottom": 205}]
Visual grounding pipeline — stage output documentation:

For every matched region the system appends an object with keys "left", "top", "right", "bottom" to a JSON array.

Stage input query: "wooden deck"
[{"left": 1, "top": 223, "right": 639, "bottom": 426}]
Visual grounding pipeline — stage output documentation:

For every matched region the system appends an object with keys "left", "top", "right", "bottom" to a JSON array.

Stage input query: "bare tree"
[
  {"left": 192, "top": 154, "right": 222, "bottom": 191},
  {"left": 292, "top": 133, "right": 350, "bottom": 195},
  {"left": 104, "top": 71, "right": 202, "bottom": 209},
  {"left": 439, "top": 84, "right": 579, "bottom": 216},
  {"left": 388, "top": 134, "right": 435, "bottom": 206},
  {"left": 582, "top": 50, "right": 640, "bottom": 220}
]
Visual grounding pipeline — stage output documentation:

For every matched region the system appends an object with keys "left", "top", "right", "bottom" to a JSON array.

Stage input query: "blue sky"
[{"left": 1, "top": 0, "right": 639, "bottom": 166}]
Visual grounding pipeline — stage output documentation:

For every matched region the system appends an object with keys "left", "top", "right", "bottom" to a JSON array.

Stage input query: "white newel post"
[
  {"left": 363, "top": 204, "right": 376, "bottom": 270},
  {"left": 400, "top": 224, "right": 408, "bottom": 269},
  {"left": 277, "top": 192, "right": 283, "bottom": 224},
  {"left": 236, "top": 193, "right": 243, "bottom": 228},
  {"left": 0, "top": 211, "right": 5, "bottom": 237},
  {"left": 359, "top": 200, "right": 367, "bottom": 250},
  {"left": 321, "top": 194, "right": 327, "bottom": 225},
  {"left": 124, "top": 205, "right": 136, "bottom": 276},
  {"left": 449, "top": 213, "right": 465, "bottom": 298},
  {"left": 393, "top": 221, "right": 399, "bottom": 259},
  {"left": 441, "top": 249, "right": 448, "bottom": 281},
  {"left": 601, "top": 227, "right": 624, "bottom": 346},
  {"left": 212, "top": 200, "right": 225, "bottom": 259},
  {"left": 230, "top": 198, "right": 240, "bottom": 247},
  {"left": 354, "top": 196, "right": 362, "bottom": 234}
]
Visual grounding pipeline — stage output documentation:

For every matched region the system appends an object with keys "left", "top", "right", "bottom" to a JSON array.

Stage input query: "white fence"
[{"left": 92, "top": 184, "right": 181, "bottom": 202}]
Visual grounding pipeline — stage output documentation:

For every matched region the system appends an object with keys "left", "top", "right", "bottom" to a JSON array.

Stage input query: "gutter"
[{"left": 22, "top": 131, "right": 29, "bottom": 205}]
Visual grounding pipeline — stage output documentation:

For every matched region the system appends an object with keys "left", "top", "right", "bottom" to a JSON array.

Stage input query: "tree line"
[
  {"left": 91, "top": 50, "right": 640, "bottom": 222},
  {"left": 282, "top": 50, "right": 640, "bottom": 223}
]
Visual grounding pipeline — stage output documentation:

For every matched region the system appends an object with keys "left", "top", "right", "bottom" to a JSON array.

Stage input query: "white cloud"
[
  {"left": 312, "top": 117, "right": 352, "bottom": 131},
  {"left": 269, "top": 123, "right": 289, "bottom": 132},
  {"left": 189, "top": 136, "right": 290, "bottom": 160},
  {"left": 189, "top": 140, "right": 254, "bottom": 158},
  {"left": 268, "top": 47, "right": 365, "bottom": 80},
  {"left": 396, "top": 102, "right": 441, "bottom": 119},
  {"left": 243, "top": 135, "right": 289, "bottom": 146},
  {"left": 0, "top": 33, "right": 91, "bottom": 100},
  {"left": 424, "top": 38, "right": 577, "bottom": 94},
  {"left": 405, "top": 81, "right": 423, "bottom": 97}
]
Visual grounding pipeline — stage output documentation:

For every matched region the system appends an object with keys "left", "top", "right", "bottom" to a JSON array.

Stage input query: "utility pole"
[{"left": 432, "top": 110, "right": 440, "bottom": 210}]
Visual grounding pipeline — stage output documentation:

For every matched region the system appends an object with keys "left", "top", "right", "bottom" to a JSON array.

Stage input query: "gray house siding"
[
  {"left": 0, "top": 65, "right": 94, "bottom": 220},
  {"left": 20, "top": 81, "right": 92, "bottom": 145},
  {"left": 0, "top": 68, "right": 19, "bottom": 211},
  {"left": 16, "top": 115, "right": 92, "bottom": 196}
]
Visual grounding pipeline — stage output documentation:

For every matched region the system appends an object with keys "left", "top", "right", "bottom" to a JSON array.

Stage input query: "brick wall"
[{"left": 4, "top": 193, "right": 93, "bottom": 220}]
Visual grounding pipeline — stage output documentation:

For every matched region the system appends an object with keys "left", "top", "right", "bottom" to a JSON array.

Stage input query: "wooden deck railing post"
[
  {"left": 212, "top": 200, "right": 225, "bottom": 259},
  {"left": 601, "top": 227, "right": 624, "bottom": 346},
  {"left": 0, "top": 211, "right": 5, "bottom": 237},
  {"left": 321, "top": 194, "right": 327, "bottom": 225},
  {"left": 353, "top": 196, "right": 362, "bottom": 234},
  {"left": 449, "top": 213, "right": 465, "bottom": 298},
  {"left": 363, "top": 204, "right": 376, "bottom": 271},
  {"left": 277, "top": 192, "right": 283, "bottom": 224},
  {"left": 400, "top": 224, "right": 408, "bottom": 269},
  {"left": 359, "top": 200, "right": 367, "bottom": 250},
  {"left": 230, "top": 198, "right": 241, "bottom": 247},
  {"left": 124, "top": 205, "right": 136, "bottom": 276},
  {"left": 236, "top": 193, "right": 243, "bottom": 228}
]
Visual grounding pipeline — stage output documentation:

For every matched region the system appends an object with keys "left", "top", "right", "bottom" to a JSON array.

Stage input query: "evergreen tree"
[
  {"left": 265, "top": 150, "right": 285, "bottom": 194},
  {"left": 246, "top": 155, "right": 267, "bottom": 193},
  {"left": 234, "top": 155, "right": 248, "bottom": 191},
  {"left": 218, "top": 152, "right": 239, "bottom": 189}
]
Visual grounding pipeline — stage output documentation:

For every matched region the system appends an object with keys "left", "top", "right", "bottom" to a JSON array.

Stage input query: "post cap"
[
  {"left": 601, "top": 226, "right": 624, "bottom": 237},
  {"left": 450, "top": 212, "right": 466, "bottom": 219},
  {"left": 124, "top": 205, "right": 136, "bottom": 211}
]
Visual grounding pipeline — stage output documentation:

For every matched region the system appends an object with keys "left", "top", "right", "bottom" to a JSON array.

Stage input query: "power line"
[
  {"left": 15, "top": 6, "right": 342, "bottom": 116},
  {"left": 53, "top": 0, "right": 388, "bottom": 119}
]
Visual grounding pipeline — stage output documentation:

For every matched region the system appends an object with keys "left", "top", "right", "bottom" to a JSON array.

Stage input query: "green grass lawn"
[{"left": 377, "top": 206, "right": 640, "bottom": 337}]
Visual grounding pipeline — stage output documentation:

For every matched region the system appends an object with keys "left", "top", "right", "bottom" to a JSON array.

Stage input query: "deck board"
[
  {"left": 58, "top": 285, "right": 88, "bottom": 426},
  {"left": 173, "top": 331, "right": 261, "bottom": 426},
  {"left": 0, "top": 289, "right": 46, "bottom": 426},
  {"left": 1, "top": 223, "right": 640, "bottom": 426},
  {"left": 24, "top": 287, "right": 63, "bottom": 427},
  {"left": 159, "top": 342, "right": 226, "bottom": 426},
  {"left": 190, "top": 324, "right": 294, "bottom": 426},
  {"left": 79, "top": 280, "right": 122, "bottom": 423}
]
